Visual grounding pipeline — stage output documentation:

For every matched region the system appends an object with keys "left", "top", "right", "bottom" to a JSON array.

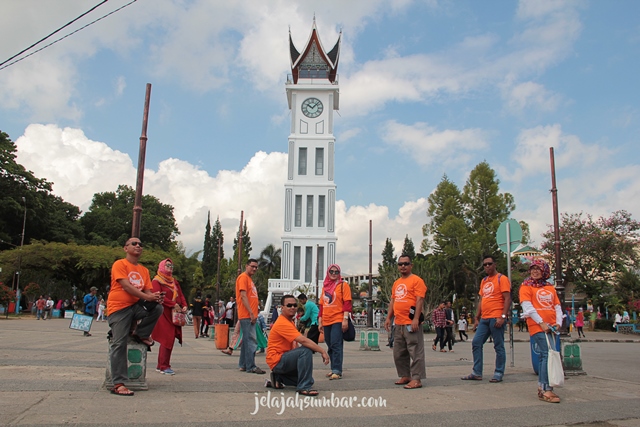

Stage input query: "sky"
[{"left": 1, "top": 0, "right": 639, "bottom": 275}]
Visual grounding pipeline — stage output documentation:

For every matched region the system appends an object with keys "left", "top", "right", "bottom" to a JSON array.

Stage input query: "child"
[{"left": 457, "top": 316, "right": 468, "bottom": 341}]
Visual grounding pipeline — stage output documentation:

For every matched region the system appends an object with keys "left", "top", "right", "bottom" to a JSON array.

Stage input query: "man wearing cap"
[{"left": 82, "top": 286, "right": 99, "bottom": 337}]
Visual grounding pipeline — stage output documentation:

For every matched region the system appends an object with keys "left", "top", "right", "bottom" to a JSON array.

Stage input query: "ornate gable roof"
[{"left": 289, "top": 20, "right": 341, "bottom": 83}]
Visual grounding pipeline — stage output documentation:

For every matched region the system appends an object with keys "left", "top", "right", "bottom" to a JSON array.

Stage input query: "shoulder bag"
[
  {"left": 340, "top": 282, "right": 356, "bottom": 341},
  {"left": 545, "top": 332, "right": 564, "bottom": 387}
]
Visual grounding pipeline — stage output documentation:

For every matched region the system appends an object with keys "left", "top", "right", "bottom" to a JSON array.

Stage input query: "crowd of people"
[{"left": 27, "top": 235, "right": 610, "bottom": 404}]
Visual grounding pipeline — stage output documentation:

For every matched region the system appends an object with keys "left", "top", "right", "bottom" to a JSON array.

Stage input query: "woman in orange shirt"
[
  {"left": 318, "top": 264, "right": 352, "bottom": 380},
  {"left": 519, "top": 259, "right": 563, "bottom": 403}
]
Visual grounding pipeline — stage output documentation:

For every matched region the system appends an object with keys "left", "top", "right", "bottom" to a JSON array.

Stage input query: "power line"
[{"left": 0, "top": 0, "right": 138, "bottom": 71}]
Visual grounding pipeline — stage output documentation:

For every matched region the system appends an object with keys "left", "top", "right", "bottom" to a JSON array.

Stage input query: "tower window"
[
  {"left": 315, "top": 148, "right": 324, "bottom": 175},
  {"left": 294, "top": 195, "right": 302, "bottom": 227},
  {"left": 306, "top": 195, "right": 313, "bottom": 227},
  {"left": 305, "top": 246, "right": 313, "bottom": 282},
  {"left": 293, "top": 246, "right": 301, "bottom": 280},
  {"left": 298, "top": 147, "right": 307, "bottom": 175},
  {"left": 318, "top": 195, "right": 325, "bottom": 228}
]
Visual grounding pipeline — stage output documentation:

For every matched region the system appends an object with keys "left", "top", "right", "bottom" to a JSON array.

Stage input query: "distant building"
[{"left": 513, "top": 245, "right": 542, "bottom": 261}]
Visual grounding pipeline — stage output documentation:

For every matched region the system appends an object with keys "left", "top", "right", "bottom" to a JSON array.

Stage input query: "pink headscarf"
[
  {"left": 158, "top": 258, "right": 174, "bottom": 278},
  {"left": 521, "top": 259, "right": 551, "bottom": 288},
  {"left": 323, "top": 264, "right": 342, "bottom": 298}
]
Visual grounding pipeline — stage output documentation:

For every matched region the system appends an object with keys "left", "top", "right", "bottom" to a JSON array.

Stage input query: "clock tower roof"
[{"left": 289, "top": 19, "right": 341, "bottom": 84}]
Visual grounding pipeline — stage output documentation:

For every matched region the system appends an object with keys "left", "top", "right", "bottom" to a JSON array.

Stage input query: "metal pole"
[
  {"left": 367, "top": 220, "right": 373, "bottom": 328},
  {"left": 132, "top": 83, "right": 152, "bottom": 238},
  {"left": 315, "top": 244, "right": 320, "bottom": 303},
  {"left": 15, "top": 197, "right": 27, "bottom": 314},
  {"left": 549, "top": 148, "right": 565, "bottom": 313},
  {"left": 216, "top": 237, "right": 221, "bottom": 304},
  {"left": 237, "top": 211, "right": 244, "bottom": 276},
  {"left": 506, "top": 223, "right": 514, "bottom": 368}
]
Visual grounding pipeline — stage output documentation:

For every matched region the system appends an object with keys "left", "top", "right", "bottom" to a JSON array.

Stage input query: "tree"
[
  {"left": 201, "top": 212, "right": 215, "bottom": 285},
  {"left": 402, "top": 235, "right": 416, "bottom": 259},
  {"left": 462, "top": 161, "right": 515, "bottom": 259},
  {"left": 211, "top": 216, "right": 224, "bottom": 284},
  {"left": 0, "top": 131, "right": 84, "bottom": 247},
  {"left": 80, "top": 185, "right": 180, "bottom": 251},
  {"left": 375, "top": 238, "right": 397, "bottom": 304},
  {"left": 541, "top": 210, "right": 640, "bottom": 299},
  {"left": 258, "top": 244, "right": 281, "bottom": 278},
  {"left": 231, "top": 220, "right": 252, "bottom": 272}
]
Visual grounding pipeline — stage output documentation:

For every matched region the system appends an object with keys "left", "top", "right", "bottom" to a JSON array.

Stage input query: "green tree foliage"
[
  {"left": 201, "top": 212, "right": 215, "bottom": 285},
  {"left": 422, "top": 165, "right": 518, "bottom": 302},
  {"left": 256, "top": 243, "right": 281, "bottom": 301},
  {"left": 0, "top": 131, "right": 84, "bottom": 247},
  {"left": 401, "top": 235, "right": 416, "bottom": 259},
  {"left": 462, "top": 161, "right": 515, "bottom": 259},
  {"left": 541, "top": 210, "right": 640, "bottom": 299},
  {"left": 80, "top": 185, "right": 179, "bottom": 251},
  {"left": 211, "top": 216, "right": 224, "bottom": 284},
  {"left": 375, "top": 238, "right": 397, "bottom": 304},
  {"left": 231, "top": 220, "right": 252, "bottom": 272}
]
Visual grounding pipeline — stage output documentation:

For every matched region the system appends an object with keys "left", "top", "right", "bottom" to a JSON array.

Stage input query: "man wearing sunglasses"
[
  {"left": 266, "top": 295, "right": 329, "bottom": 396},
  {"left": 461, "top": 255, "right": 511, "bottom": 383},
  {"left": 107, "top": 238, "right": 164, "bottom": 396},
  {"left": 384, "top": 254, "right": 427, "bottom": 390}
]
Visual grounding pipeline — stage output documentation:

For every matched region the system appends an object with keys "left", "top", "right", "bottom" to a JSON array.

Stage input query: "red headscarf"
[
  {"left": 322, "top": 264, "right": 342, "bottom": 299},
  {"left": 521, "top": 259, "right": 551, "bottom": 289}
]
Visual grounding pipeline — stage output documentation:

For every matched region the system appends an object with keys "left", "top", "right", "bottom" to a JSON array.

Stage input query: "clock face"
[{"left": 301, "top": 97, "right": 323, "bottom": 118}]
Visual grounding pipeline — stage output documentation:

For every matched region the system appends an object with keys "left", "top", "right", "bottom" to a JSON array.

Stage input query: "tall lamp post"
[{"left": 15, "top": 197, "right": 27, "bottom": 314}]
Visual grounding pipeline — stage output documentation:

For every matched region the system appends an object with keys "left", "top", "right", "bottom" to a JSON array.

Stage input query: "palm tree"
[{"left": 258, "top": 244, "right": 281, "bottom": 279}]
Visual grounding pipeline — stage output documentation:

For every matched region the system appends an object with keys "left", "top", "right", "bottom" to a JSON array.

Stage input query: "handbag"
[
  {"left": 545, "top": 333, "right": 564, "bottom": 387},
  {"left": 172, "top": 309, "right": 186, "bottom": 327},
  {"left": 342, "top": 316, "right": 356, "bottom": 341},
  {"left": 339, "top": 282, "right": 356, "bottom": 342}
]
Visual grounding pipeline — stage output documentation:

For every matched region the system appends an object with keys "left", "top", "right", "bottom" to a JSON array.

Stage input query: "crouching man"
[{"left": 266, "top": 295, "right": 330, "bottom": 396}]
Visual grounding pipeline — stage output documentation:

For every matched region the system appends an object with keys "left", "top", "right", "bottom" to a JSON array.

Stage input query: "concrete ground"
[{"left": 1, "top": 316, "right": 639, "bottom": 427}]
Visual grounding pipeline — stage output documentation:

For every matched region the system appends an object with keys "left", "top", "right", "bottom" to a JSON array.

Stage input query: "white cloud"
[
  {"left": 380, "top": 120, "right": 489, "bottom": 168},
  {"left": 115, "top": 76, "right": 126, "bottom": 97},
  {"left": 14, "top": 124, "right": 427, "bottom": 272},
  {"left": 501, "top": 80, "right": 562, "bottom": 113}
]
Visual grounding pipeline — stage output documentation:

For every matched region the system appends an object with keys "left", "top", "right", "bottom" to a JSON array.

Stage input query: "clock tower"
[{"left": 267, "top": 20, "right": 341, "bottom": 311}]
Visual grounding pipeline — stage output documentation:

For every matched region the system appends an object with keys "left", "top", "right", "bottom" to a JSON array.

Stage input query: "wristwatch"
[{"left": 501, "top": 314, "right": 507, "bottom": 319}]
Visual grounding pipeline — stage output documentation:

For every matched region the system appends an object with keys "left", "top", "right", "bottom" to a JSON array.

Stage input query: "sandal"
[
  {"left": 432, "top": 344, "right": 436, "bottom": 351},
  {"left": 440, "top": 349, "right": 447, "bottom": 352},
  {"left": 394, "top": 377, "right": 411, "bottom": 385},
  {"left": 297, "top": 389, "right": 319, "bottom": 396},
  {"left": 539, "top": 390, "right": 560, "bottom": 403},
  {"left": 110, "top": 384, "right": 134, "bottom": 396},
  {"left": 221, "top": 348, "right": 233, "bottom": 355},
  {"left": 270, "top": 372, "right": 284, "bottom": 389},
  {"left": 329, "top": 373, "right": 342, "bottom": 380},
  {"left": 403, "top": 380, "right": 422, "bottom": 389},
  {"left": 489, "top": 378, "right": 503, "bottom": 383},
  {"left": 461, "top": 374, "right": 483, "bottom": 381}
]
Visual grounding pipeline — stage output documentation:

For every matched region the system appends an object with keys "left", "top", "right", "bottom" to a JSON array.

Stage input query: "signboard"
[{"left": 496, "top": 219, "right": 522, "bottom": 254}]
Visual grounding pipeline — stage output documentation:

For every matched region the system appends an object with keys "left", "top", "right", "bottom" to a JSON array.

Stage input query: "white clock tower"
[{"left": 266, "top": 21, "right": 341, "bottom": 312}]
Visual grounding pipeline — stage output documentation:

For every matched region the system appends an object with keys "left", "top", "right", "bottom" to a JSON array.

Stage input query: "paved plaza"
[{"left": 1, "top": 316, "right": 639, "bottom": 427}]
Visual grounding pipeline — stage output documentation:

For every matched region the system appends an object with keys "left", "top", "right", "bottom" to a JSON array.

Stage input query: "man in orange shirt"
[
  {"left": 462, "top": 255, "right": 511, "bottom": 383},
  {"left": 384, "top": 254, "right": 427, "bottom": 390},
  {"left": 265, "top": 295, "right": 329, "bottom": 395},
  {"left": 107, "top": 237, "right": 164, "bottom": 396},
  {"left": 236, "top": 258, "right": 266, "bottom": 374}
]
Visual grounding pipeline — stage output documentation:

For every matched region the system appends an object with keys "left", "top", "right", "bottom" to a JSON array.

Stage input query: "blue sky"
[{"left": 1, "top": 0, "right": 639, "bottom": 274}]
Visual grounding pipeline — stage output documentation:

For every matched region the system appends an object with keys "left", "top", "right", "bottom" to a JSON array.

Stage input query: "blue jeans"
[
  {"left": 471, "top": 318, "right": 506, "bottom": 379},
  {"left": 531, "top": 332, "right": 554, "bottom": 391},
  {"left": 273, "top": 347, "right": 315, "bottom": 391},
  {"left": 239, "top": 318, "right": 257, "bottom": 372},
  {"left": 36, "top": 309, "right": 43, "bottom": 320},
  {"left": 323, "top": 322, "right": 344, "bottom": 375}
]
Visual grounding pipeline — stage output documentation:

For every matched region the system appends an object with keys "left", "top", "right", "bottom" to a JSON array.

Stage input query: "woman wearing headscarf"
[
  {"left": 151, "top": 259, "right": 187, "bottom": 375},
  {"left": 519, "top": 259, "right": 563, "bottom": 403},
  {"left": 318, "top": 264, "right": 352, "bottom": 380}
]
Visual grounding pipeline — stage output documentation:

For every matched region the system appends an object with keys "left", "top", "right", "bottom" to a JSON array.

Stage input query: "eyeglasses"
[
  {"left": 128, "top": 241, "right": 143, "bottom": 247},
  {"left": 285, "top": 303, "right": 297, "bottom": 308},
  {"left": 483, "top": 262, "right": 494, "bottom": 267},
  {"left": 328, "top": 270, "right": 340, "bottom": 274},
  {"left": 397, "top": 262, "right": 411, "bottom": 267}
]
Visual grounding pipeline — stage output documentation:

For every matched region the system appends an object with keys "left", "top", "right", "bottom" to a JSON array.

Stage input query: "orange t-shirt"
[
  {"left": 321, "top": 281, "right": 352, "bottom": 326},
  {"left": 108, "top": 259, "right": 152, "bottom": 316},
  {"left": 391, "top": 274, "right": 427, "bottom": 325},
  {"left": 235, "top": 272, "right": 259, "bottom": 320},
  {"left": 478, "top": 273, "right": 511, "bottom": 319},
  {"left": 519, "top": 284, "right": 560, "bottom": 336},
  {"left": 266, "top": 315, "right": 299, "bottom": 370}
]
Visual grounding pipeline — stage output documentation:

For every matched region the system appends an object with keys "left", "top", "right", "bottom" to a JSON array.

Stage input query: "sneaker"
[
  {"left": 160, "top": 368, "right": 175, "bottom": 375},
  {"left": 249, "top": 367, "right": 266, "bottom": 374}
]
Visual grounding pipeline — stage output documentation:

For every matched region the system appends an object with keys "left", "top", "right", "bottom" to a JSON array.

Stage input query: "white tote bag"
[{"left": 546, "top": 333, "right": 564, "bottom": 387}]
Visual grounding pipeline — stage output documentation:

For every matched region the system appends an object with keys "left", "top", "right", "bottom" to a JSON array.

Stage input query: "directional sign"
[{"left": 496, "top": 219, "right": 522, "bottom": 254}]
